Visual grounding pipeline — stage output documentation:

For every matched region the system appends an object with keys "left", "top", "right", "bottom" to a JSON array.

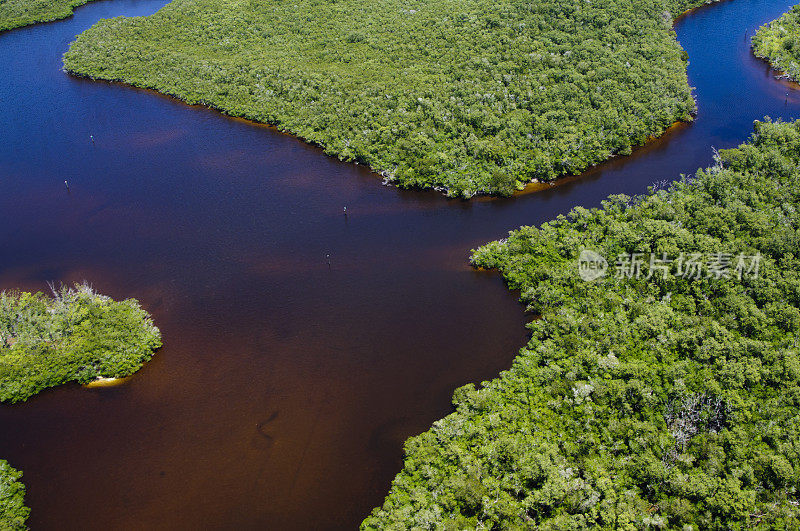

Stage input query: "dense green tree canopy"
[
  {"left": 66, "top": 0, "right": 712, "bottom": 196},
  {"left": 0, "top": 460, "right": 27, "bottom": 531},
  {"left": 0, "top": 284, "right": 161, "bottom": 529},
  {"left": 364, "top": 120, "right": 800, "bottom": 529},
  {"left": 752, "top": 5, "right": 800, "bottom": 82},
  {"left": 0, "top": 0, "right": 98, "bottom": 33},
  {"left": 0, "top": 283, "right": 161, "bottom": 403}
]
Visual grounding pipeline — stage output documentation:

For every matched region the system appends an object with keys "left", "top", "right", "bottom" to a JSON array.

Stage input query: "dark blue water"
[{"left": 0, "top": 0, "right": 797, "bottom": 528}]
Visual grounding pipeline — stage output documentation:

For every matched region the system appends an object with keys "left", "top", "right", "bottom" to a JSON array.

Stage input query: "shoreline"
[
  {"left": 0, "top": 0, "right": 96, "bottom": 34},
  {"left": 83, "top": 376, "right": 129, "bottom": 388},
  {"left": 62, "top": 0, "right": 711, "bottom": 199},
  {"left": 62, "top": 60, "right": 699, "bottom": 199}
]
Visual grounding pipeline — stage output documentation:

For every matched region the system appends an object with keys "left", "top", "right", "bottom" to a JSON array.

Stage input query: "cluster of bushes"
[
  {"left": 0, "top": 284, "right": 161, "bottom": 529},
  {"left": 0, "top": 283, "right": 162, "bottom": 403},
  {"left": 0, "top": 0, "right": 97, "bottom": 33},
  {"left": 0, "top": 460, "right": 28, "bottom": 531},
  {"left": 66, "top": 0, "right": 712, "bottom": 196},
  {"left": 752, "top": 5, "right": 800, "bottom": 82},
  {"left": 364, "top": 120, "right": 800, "bottom": 528}
]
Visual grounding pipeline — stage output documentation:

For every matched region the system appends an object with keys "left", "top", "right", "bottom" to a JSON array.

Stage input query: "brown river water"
[{"left": 0, "top": 0, "right": 798, "bottom": 528}]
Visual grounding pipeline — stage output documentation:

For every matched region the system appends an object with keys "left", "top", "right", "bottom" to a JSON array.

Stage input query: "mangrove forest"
[
  {"left": 364, "top": 119, "right": 800, "bottom": 529},
  {"left": 64, "top": 0, "right": 715, "bottom": 196},
  {"left": 0, "top": 284, "right": 161, "bottom": 528},
  {"left": 753, "top": 4, "right": 800, "bottom": 82}
]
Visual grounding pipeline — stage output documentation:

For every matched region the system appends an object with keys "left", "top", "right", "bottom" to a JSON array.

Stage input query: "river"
[{"left": 0, "top": 0, "right": 797, "bottom": 528}]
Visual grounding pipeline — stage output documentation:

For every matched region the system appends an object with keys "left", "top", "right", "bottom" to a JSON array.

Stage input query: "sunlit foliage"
[
  {"left": 66, "top": 0, "right": 713, "bottom": 196},
  {"left": 0, "top": 284, "right": 161, "bottom": 528},
  {"left": 752, "top": 5, "right": 800, "bottom": 82},
  {"left": 364, "top": 120, "right": 800, "bottom": 529},
  {"left": 0, "top": 283, "right": 161, "bottom": 403},
  {"left": 0, "top": 460, "right": 28, "bottom": 531}
]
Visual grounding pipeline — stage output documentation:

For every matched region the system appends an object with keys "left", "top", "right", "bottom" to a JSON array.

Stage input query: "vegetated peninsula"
[
  {"left": 0, "top": 0, "right": 99, "bottom": 33},
  {"left": 364, "top": 120, "right": 800, "bottom": 529},
  {"left": 66, "top": 0, "right": 712, "bottom": 197},
  {"left": 752, "top": 5, "right": 800, "bottom": 82},
  {"left": 0, "top": 283, "right": 161, "bottom": 529}
]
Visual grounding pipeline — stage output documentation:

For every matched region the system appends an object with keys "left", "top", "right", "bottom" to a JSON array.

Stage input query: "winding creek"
[{"left": 0, "top": 0, "right": 798, "bottom": 528}]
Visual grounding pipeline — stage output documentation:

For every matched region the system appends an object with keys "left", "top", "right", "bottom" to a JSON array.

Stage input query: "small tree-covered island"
[
  {"left": 752, "top": 5, "right": 800, "bottom": 82},
  {"left": 0, "top": 284, "right": 161, "bottom": 529},
  {"left": 63, "top": 0, "right": 716, "bottom": 196},
  {"left": 364, "top": 121, "right": 800, "bottom": 529}
]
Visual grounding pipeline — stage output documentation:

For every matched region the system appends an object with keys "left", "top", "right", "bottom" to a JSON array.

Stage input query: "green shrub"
[
  {"left": 0, "top": 0, "right": 98, "bottom": 33},
  {"left": 64, "top": 0, "right": 715, "bottom": 196},
  {"left": 0, "top": 460, "right": 28, "bottom": 531},
  {"left": 364, "top": 120, "right": 800, "bottom": 529},
  {"left": 752, "top": 6, "right": 800, "bottom": 82},
  {"left": 0, "top": 283, "right": 162, "bottom": 403}
]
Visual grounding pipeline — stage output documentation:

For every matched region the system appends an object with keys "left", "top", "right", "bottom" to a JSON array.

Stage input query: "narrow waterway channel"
[{"left": 0, "top": 0, "right": 797, "bottom": 528}]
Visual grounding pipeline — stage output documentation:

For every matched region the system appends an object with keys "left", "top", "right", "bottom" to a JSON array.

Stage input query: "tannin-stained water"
[{"left": 0, "top": 0, "right": 798, "bottom": 528}]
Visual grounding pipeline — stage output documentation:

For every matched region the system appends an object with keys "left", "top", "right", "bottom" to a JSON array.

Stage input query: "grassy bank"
[
  {"left": 0, "top": 283, "right": 161, "bottom": 529},
  {"left": 752, "top": 5, "right": 800, "bottom": 82},
  {"left": 364, "top": 120, "right": 800, "bottom": 528},
  {"left": 66, "top": 0, "right": 712, "bottom": 197},
  {"left": 0, "top": 0, "right": 98, "bottom": 33}
]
